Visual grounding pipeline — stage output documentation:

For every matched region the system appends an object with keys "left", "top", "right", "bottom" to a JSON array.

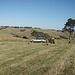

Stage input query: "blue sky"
[{"left": 0, "top": 0, "right": 75, "bottom": 30}]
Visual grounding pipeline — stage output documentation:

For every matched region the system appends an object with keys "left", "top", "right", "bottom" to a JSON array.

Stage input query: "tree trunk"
[{"left": 69, "top": 31, "right": 71, "bottom": 44}]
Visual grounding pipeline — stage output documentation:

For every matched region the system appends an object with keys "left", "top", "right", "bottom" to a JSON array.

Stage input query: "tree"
[{"left": 62, "top": 18, "right": 75, "bottom": 44}]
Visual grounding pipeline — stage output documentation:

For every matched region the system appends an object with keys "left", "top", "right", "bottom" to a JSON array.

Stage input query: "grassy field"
[
  {"left": 0, "top": 27, "right": 75, "bottom": 75},
  {"left": 0, "top": 41, "right": 75, "bottom": 75}
]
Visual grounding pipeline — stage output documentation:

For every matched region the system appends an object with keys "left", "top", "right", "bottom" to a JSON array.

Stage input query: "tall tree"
[{"left": 62, "top": 18, "right": 75, "bottom": 44}]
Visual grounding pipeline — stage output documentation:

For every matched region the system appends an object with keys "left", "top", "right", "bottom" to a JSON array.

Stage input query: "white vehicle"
[{"left": 30, "top": 37, "right": 46, "bottom": 43}]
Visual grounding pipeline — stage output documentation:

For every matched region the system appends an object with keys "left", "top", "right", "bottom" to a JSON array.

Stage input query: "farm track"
[{"left": 0, "top": 42, "right": 75, "bottom": 75}]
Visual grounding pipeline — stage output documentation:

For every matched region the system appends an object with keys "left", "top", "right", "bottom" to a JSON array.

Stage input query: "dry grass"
[
  {"left": 0, "top": 34, "right": 27, "bottom": 42},
  {"left": 0, "top": 27, "right": 68, "bottom": 39},
  {"left": 34, "top": 29, "right": 66, "bottom": 38},
  {"left": 0, "top": 27, "right": 75, "bottom": 75},
  {"left": 0, "top": 28, "right": 34, "bottom": 39},
  {"left": 0, "top": 42, "right": 75, "bottom": 75}
]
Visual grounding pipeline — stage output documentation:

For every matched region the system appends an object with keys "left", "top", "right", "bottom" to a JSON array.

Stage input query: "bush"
[
  {"left": 20, "top": 29, "right": 26, "bottom": 32},
  {"left": 54, "top": 37, "right": 61, "bottom": 39},
  {"left": 23, "top": 36, "right": 28, "bottom": 39},
  {"left": 11, "top": 33, "right": 21, "bottom": 38},
  {"left": 59, "top": 35, "right": 68, "bottom": 39},
  {"left": 31, "top": 30, "right": 50, "bottom": 39},
  {"left": 14, "top": 35, "right": 21, "bottom": 38}
]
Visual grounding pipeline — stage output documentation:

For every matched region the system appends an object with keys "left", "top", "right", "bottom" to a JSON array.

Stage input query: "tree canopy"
[
  {"left": 63, "top": 18, "right": 75, "bottom": 32},
  {"left": 31, "top": 30, "right": 50, "bottom": 39}
]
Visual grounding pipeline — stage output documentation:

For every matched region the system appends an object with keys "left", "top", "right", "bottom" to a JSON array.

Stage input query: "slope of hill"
[{"left": 0, "top": 26, "right": 73, "bottom": 43}]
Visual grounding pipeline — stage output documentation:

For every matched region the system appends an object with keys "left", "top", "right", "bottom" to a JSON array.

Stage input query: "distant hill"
[{"left": 0, "top": 26, "right": 74, "bottom": 42}]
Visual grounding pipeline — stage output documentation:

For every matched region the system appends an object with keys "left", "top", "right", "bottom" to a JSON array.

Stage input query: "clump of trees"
[
  {"left": 62, "top": 18, "right": 75, "bottom": 44},
  {"left": 31, "top": 30, "right": 50, "bottom": 39},
  {"left": 0, "top": 26, "right": 9, "bottom": 30}
]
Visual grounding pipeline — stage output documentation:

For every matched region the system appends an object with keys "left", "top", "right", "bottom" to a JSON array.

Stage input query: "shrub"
[
  {"left": 11, "top": 33, "right": 21, "bottom": 38},
  {"left": 59, "top": 35, "right": 68, "bottom": 39},
  {"left": 54, "top": 37, "right": 61, "bottom": 39},
  {"left": 20, "top": 29, "right": 26, "bottom": 32},
  {"left": 23, "top": 36, "right": 28, "bottom": 39},
  {"left": 14, "top": 35, "right": 21, "bottom": 38},
  {"left": 31, "top": 30, "right": 50, "bottom": 39}
]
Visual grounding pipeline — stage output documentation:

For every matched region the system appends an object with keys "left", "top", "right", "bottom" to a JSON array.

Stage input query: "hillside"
[
  {"left": 0, "top": 26, "right": 75, "bottom": 43},
  {"left": 0, "top": 27, "right": 66, "bottom": 37},
  {"left": 0, "top": 27, "right": 32, "bottom": 41}
]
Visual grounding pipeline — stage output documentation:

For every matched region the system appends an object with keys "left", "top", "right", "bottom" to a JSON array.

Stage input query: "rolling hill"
[{"left": 0, "top": 26, "right": 75, "bottom": 43}]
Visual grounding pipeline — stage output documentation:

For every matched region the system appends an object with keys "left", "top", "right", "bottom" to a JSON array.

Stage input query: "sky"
[{"left": 0, "top": 0, "right": 75, "bottom": 30}]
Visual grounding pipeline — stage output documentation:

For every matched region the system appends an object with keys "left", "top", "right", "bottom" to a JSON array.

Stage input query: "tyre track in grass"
[
  {"left": 3, "top": 44, "right": 68, "bottom": 75},
  {"left": 48, "top": 44, "right": 75, "bottom": 75},
  {"left": 25, "top": 44, "right": 72, "bottom": 75}
]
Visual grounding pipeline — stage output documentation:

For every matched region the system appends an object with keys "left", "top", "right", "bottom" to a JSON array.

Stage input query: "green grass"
[{"left": 0, "top": 42, "right": 75, "bottom": 75}]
